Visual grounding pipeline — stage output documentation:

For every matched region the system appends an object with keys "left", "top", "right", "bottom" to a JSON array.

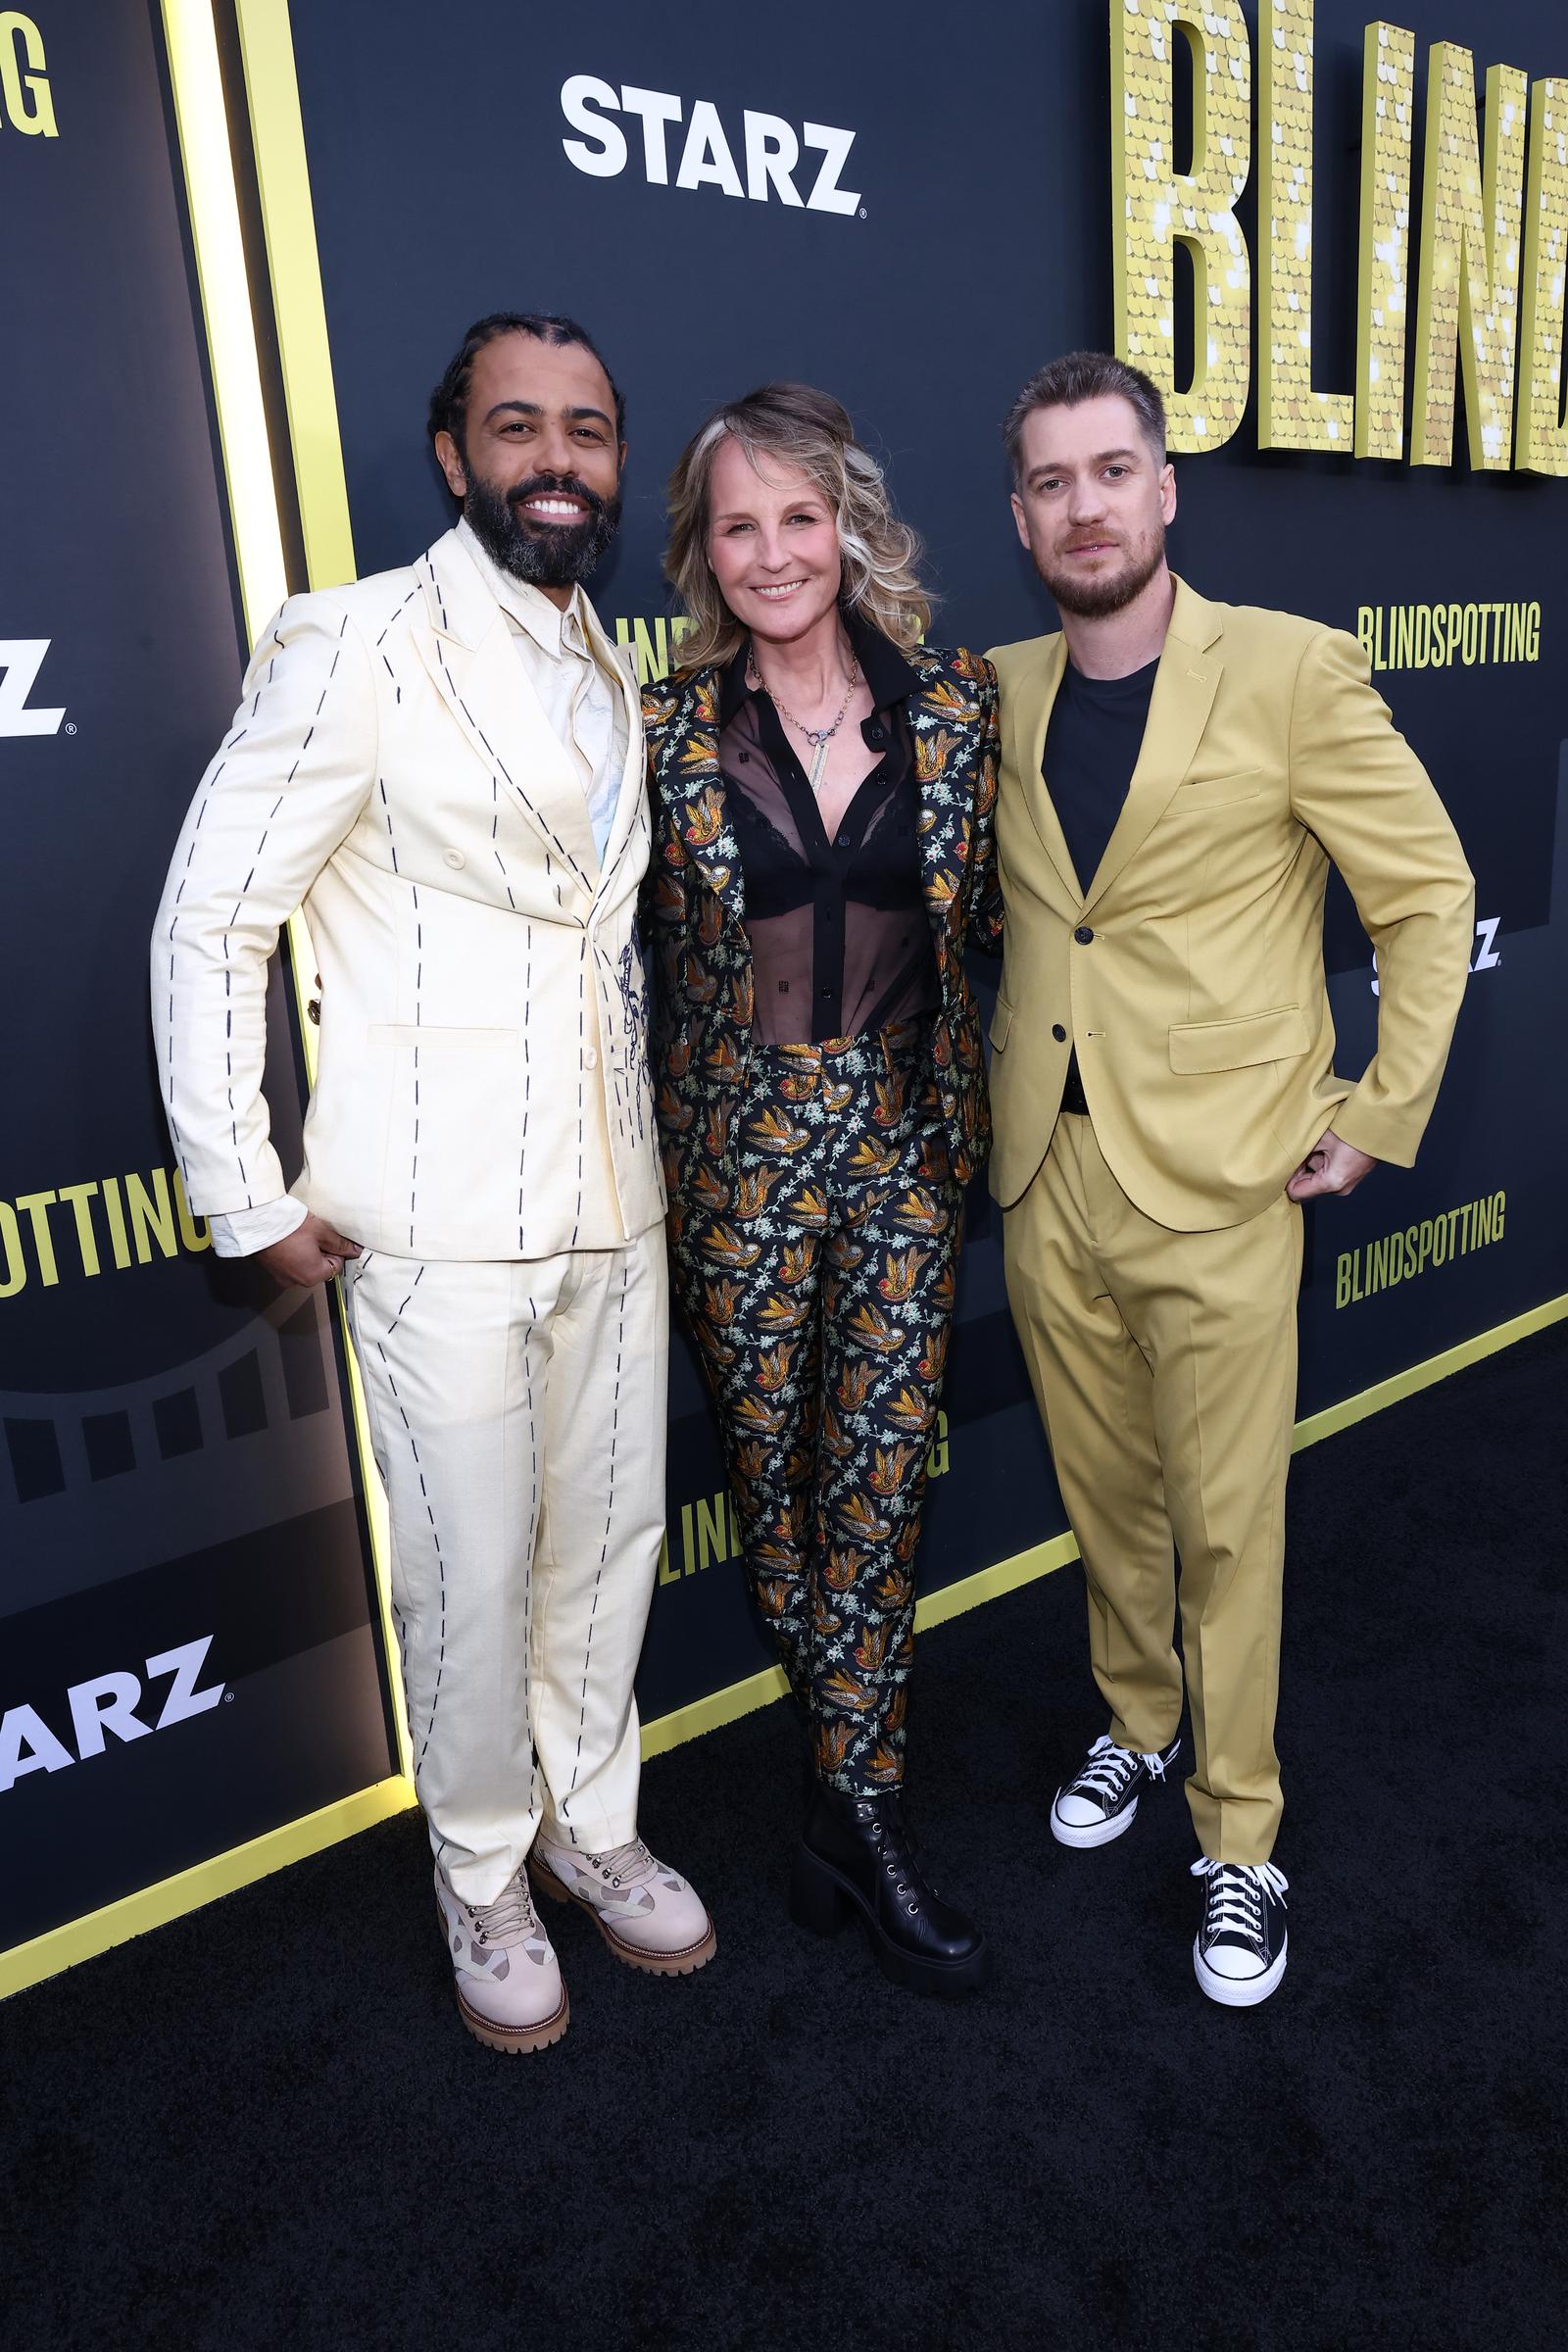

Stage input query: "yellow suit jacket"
[{"left": 986, "top": 578, "right": 1475, "bottom": 1231}]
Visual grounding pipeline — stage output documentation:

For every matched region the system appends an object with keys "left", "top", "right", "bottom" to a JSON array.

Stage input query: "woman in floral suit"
[{"left": 644, "top": 384, "right": 1001, "bottom": 1997}]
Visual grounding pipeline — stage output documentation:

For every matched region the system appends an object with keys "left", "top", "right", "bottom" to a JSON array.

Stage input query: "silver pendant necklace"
[{"left": 748, "top": 644, "right": 861, "bottom": 792}]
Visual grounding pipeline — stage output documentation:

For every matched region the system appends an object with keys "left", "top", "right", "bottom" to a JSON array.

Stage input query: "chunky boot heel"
[
  {"left": 789, "top": 1845, "right": 853, "bottom": 1936},
  {"left": 796, "top": 1784, "right": 991, "bottom": 1997}
]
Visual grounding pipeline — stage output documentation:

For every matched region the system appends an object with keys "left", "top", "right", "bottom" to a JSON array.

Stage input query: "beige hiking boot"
[
  {"left": 434, "top": 1863, "right": 569, "bottom": 2053},
  {"left": 530, "top": 1833, "right": 716, "bottom": 1976}
]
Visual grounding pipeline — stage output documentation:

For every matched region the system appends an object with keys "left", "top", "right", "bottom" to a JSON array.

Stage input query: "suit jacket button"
[
  {"left": 443, "top": 848, "right": 466, "bottom": 869},
  {"left": 582, "top": 1047, "right": 599, "bottom": 1070},
  {"left": 1053, "top": 1023, "right": 1067, "bottom": 1042},
  {"left": 1073, "top": 924, "right": 1094, "bottom": 945}
]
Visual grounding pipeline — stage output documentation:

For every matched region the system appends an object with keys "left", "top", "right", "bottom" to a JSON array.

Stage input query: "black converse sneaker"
[
  {"left": 1050, "top": 1732, "right": 1182, "bottom": 1849},
  {"left": 1191, "top": 1857, "right": 1289, "bottom": 2006}
]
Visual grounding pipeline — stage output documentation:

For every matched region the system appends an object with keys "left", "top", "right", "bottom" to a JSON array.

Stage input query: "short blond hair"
[{"left": 663, "top": 382, "right": 930, "bottom": 670}]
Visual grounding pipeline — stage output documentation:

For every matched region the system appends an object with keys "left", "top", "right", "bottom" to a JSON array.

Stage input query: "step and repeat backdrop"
[
  {"left": 274, "top": 0, "right": 1567, "bottom": 1722},
  {"left": 3, "top": 0, "right": 1564, "bottom": 1981},
  {"left": 0, "top": 4, "right": 397, "bottom": 1975}
]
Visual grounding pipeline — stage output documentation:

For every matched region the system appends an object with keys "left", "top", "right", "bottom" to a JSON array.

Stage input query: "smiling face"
[
  {"left": 435, "top": 331, "right": 624, "bottom": 599},
  {"left": 704, "top": 436, "right": 844, "bottom": 651},
  {"left": 1010, "top": 392, "right": 1176, "bottom": 619}
]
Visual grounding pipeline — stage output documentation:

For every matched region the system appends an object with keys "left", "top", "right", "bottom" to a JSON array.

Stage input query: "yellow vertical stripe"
[
  {"left": 232, "top": 0, "right": 356, "bottom": 589},
  {"left": 158, "top": 0, "right": 286, "bottom": 641},
  {"left": 162, "top": 0, "right": 407, "bottom": 1777}
]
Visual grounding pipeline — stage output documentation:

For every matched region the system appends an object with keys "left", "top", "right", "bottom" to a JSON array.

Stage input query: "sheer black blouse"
[{"left": 717, "top": 616, "right": 939, "bottom": 1046}]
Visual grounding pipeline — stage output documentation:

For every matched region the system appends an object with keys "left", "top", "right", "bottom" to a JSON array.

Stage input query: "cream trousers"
[{"left": 345, "top": 1235, "right": 668, "bottom": 1907}]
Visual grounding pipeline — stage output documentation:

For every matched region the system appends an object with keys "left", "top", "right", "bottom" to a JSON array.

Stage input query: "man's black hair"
[{"left": 427, "top": 313, "right": 626, "bottom": 468}]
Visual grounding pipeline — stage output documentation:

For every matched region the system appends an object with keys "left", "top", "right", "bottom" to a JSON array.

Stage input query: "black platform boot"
[{"left": 790, "top": 1783, "right": 991, "bottom": 1995}]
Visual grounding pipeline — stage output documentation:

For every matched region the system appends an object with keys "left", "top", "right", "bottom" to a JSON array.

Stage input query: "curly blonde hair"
[{"left": 663, "top": 382, "right": 931, "bottom": 670}]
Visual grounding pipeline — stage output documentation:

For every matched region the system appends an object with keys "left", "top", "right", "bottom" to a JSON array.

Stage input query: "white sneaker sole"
[
  {"left": 1050, "top": 1791, "right": 1139, "bottom": 1849},
  {"left": 1193, "top": 1933, "right": 1289, "bottom": 2007}
]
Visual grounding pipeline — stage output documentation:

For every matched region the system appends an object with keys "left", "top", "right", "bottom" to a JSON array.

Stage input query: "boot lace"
[
  {"left": 466, "top": 1872, "right": 539, "bottom": 1947},
  {"left": 852, "top": 1798, "right": 921, "bottom": 1912},
  {"left": 579, "top": 1837, "right": 659, "bottom": 1891},
  {"left": 1191, "top": 1857, "right": 1289, "bottom": 1950}
]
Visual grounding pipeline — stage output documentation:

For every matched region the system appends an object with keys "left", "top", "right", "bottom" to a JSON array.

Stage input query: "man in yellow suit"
[{"left": 987, "top": 352, "right": 1473, "bottom": 2005}]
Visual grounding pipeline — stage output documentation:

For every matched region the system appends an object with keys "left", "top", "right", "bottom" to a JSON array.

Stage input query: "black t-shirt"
[
  {"left": 1043, "top": 655, "right": 1159, "bottom": 897},
  {"left": 1042, "top": 656, "right": 1158, "bottom": 1112}
]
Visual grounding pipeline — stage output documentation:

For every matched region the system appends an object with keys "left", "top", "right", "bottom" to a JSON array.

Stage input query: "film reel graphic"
[
  {"left": 0, "top": 1268, "right": 402, "bottom": 1963},
  {"left": 1, "top": 1284, "right": 359, "bottom": 1619}
]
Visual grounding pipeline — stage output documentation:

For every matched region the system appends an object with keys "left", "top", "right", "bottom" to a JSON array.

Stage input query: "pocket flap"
[
  {"left": 1171, "top": 768, "right": 1262, "bottom": 809},
  {"left": 1168, "top": 1004, "right": 1308, "bottom": 1073},
  {"left": 989, "top": 996, "right": 1014, "bottom": 1051}
]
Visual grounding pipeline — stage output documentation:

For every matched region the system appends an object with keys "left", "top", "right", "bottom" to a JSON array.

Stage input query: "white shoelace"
[
  {"left": 1070, "top": 1734, "right": 1167, "bottom": 1804},
  {"left": 1191, "top": 1857, "right": 1289, "bottom": 1948}
]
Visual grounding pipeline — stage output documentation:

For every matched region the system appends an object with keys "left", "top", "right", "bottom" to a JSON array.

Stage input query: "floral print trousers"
[{"left": 670, "top": 1020, "right": 962, "bottom": 1795}]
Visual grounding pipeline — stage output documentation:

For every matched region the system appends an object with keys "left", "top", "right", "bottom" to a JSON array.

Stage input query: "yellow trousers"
[{"left": 1004, "top": 1115, "right": 1302, "bottom": 1863}]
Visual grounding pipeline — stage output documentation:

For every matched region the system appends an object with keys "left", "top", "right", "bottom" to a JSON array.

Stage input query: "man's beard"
[
  {"left": 463, "top": 467, "right": 621, "bottom": 589},
  {"left": 1039, "top": 523, "right": 1165, "bottom": 619}
]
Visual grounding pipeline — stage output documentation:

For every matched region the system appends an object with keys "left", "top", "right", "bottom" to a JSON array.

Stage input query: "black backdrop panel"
[
  {"left": 280, "top": 0, "right": 1568, "bottom": 1728},
  {"left": 0, "top": 4, "right": 393, "bottom": 1956}
]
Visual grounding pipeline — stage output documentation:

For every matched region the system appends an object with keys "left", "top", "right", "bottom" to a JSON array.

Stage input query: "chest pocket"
[{"left": 1168, "top": 769, "right": 1261, "bottom": 812}]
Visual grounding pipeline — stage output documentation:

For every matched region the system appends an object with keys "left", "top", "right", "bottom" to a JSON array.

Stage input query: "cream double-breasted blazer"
[
  {"left": 152, "top": 528, "right": 664, "bottom": 1259},
  {"left": 987, "top": 578, "right": 1475, "bottom": 1230}
]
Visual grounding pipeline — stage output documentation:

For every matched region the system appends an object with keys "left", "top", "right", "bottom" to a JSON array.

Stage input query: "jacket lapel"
[
  {"left": 662, "top": 672, "right": 747, "bottom": 931},
  {"left": 1004, "top": 636, "right": 1082, "bottom": 907},
  {"left": 907, "top": 656, "right": 980, "bottom": 938},
  {"left": 1082, "top": 578, "right": 1223, "bottom": 911},
  {"left": 584, "top": 617, "right": 646, "bottom": 906},
  {"left": 412, "top": 531, "right": 600, "bottom": 902}
]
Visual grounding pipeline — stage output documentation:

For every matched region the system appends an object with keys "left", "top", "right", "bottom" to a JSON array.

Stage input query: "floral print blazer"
[{"left": 642, "top": 638, "right": 1002, "bottom": 1209}]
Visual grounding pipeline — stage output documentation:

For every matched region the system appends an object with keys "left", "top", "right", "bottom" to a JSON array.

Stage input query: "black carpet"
[{"left": 4, "top": 1322, "right": 1565, "bottom": 2351}]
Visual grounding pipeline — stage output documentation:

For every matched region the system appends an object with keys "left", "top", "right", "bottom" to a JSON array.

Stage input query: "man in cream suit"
[
  {"left": 153, "top": 313, "right": 713, "bottom": 2053},
  {"left": 987, "top": 352, "right": 1473, "bottom": 2005}
]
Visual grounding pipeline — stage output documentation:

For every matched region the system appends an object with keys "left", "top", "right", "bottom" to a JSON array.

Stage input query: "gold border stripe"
[
  {"left": 159, "top": 0, "right": 286, "bottom": 641},
  {"left": 640, "top": 1662, "right": 790, "bottom": 1759},
  {"left": 0, "top": 1779, "right": 414, "bottom": 2001},
  {"left": 1291, "top": 1290, "right": 1568, "bottom": 1450},
  {"left": 20, "top": 1283, "right": 1559, "bottom": 1998},
  {"left": 639, "top": 1537, "right": 1084, "bottom": 1757},
  {"left": 19, "top": 0, "right": 1554, "bottom": 2011},
  {"left": 914, "top": 1531, "right": 1081, "bottom": 1631},
  {"left": 641, "top": 1290, "right": 1568, "bottom": 1760},
  {"left": 187, "top": 0, "right": 403, "bottom": 1767},
  {"left": 11, "top": 1286, "right": 1562, "bottom": 1998},
  {"left": 233, "top": 0, "right": 355, "bottom": 589},
  {"left": 0, "top": 0, "right": 414, "bottom": 1956},
  {"left": 167, "top": 0, "right": 406, "bottom": 1770}
]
